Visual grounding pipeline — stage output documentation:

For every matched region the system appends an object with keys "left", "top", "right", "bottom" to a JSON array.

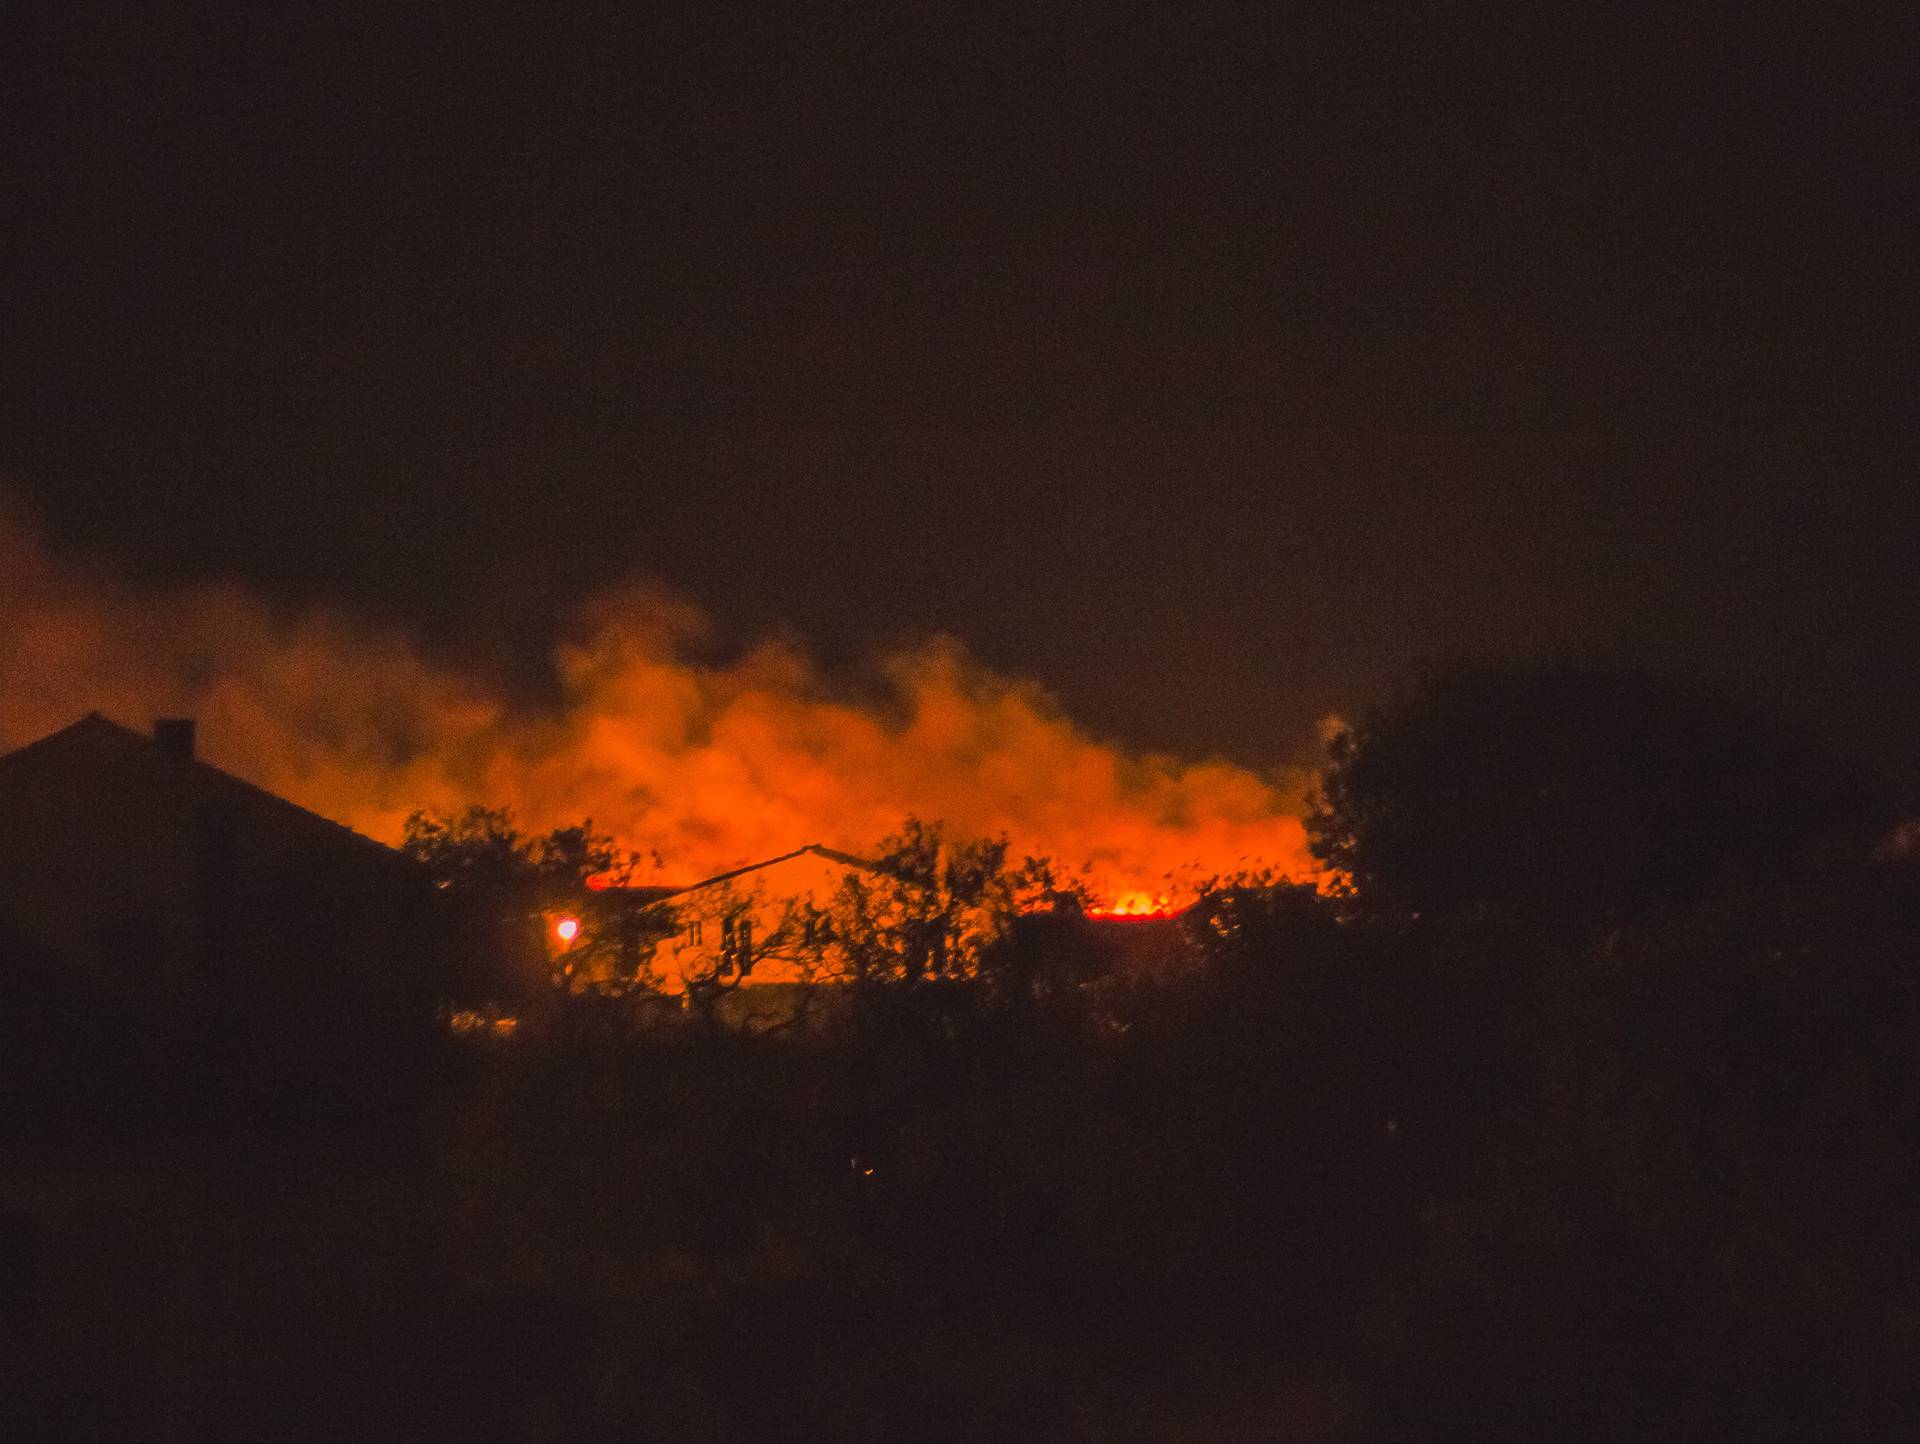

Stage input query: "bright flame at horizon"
[{"left": 1088, "top": 889, "right": 1181, "bottom": 919}]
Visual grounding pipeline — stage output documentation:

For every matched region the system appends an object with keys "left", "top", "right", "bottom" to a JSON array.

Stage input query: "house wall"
[
  {"left": 202, "top": 786, "right": 433, "bottom": 1094},
  {"left": 0, "top": 731, "right": 206, "bottom": 1007},
  {"left": 646, "top": 851, "right": 863, "bottom": 988},
  {"left": 0, "top": 725, "right": 433, "bottom": 1101}
]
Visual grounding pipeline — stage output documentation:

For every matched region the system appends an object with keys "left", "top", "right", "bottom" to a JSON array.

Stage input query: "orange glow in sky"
[{"left": 0, "top": 516, "right": 1322, "bottom": 911}]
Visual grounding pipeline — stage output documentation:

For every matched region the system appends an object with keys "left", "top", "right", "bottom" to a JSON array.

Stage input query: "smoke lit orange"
[{"left": 0, "top": 502, "right": 1321, "bottom": 908}]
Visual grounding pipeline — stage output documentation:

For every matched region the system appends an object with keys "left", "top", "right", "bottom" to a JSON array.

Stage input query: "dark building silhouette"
[{"left": 0, "top": 713, "right": 436, "bottom": 1106}]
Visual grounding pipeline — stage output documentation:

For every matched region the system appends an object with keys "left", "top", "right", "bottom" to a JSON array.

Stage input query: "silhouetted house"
[
  {"left": 0, "top": 714, "right": 436, "bottom": 1109},
  {"left": 565, "top": 844, "right": 897, "bottom": 991},
  {"left": 560, "top": 848, "right": 1173, "bottom": 1016}
]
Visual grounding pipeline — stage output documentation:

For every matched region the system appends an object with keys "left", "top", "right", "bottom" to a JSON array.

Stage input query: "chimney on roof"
[{"left": 153, "top": 718, "right": 196, "bottom": 761}]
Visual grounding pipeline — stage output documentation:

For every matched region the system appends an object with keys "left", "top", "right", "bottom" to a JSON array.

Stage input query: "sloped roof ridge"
[
  {"left": 0, "top": 712, "right": 407, "bottom": 863},
  {"left": 0, "top": 711, "right": 125, "bottom": 771}
]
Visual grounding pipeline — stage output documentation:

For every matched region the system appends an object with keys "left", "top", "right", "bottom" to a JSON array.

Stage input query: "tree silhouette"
[
  {"left": 1308, "top": 660, "right": 1887, "bottom": 935},
  {"left": 401, "top": 806, "right": 663, "bottom": 995},
  {"left": 824, "top": 819, "right": 1067, "bottom": 994},
  {"left": 402, "top": 806, "right": 623, "bottom": 903}
]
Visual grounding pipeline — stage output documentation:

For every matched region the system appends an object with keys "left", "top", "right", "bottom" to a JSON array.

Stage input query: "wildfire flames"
[
  {"left": 0, "top": 501, "right": 1320, "bottom": 908},
  {"left": 1088, "top": 891, "right": 1179, "bottom": 919}
]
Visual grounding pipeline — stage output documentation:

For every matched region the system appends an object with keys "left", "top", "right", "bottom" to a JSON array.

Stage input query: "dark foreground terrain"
[
  {"left": 8, "top": 862, "right": 1919, "bottom": 1441},
  {"left": 6, "top": 667, "right": 1917, "bottom": 1439}
]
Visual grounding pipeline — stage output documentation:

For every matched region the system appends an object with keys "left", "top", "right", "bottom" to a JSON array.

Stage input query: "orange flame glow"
[
  {"left": 0, "top": 500, "right": 1322, "bottom": 909},
  {"left": 1088, "top": 890, "right": 1180, "bottom": 919}
]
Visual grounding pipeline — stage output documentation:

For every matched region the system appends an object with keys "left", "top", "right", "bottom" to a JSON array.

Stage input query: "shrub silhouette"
[{"left": 1309, "top": 660, "right": 1888, "bottom": 936}]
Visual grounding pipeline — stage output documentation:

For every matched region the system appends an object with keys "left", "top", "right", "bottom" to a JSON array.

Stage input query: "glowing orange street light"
[{"left": 555, "top": 916, "right": 580, "bottom": 944}]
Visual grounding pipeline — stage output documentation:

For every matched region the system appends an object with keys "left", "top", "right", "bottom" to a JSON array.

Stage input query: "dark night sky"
[{"left": 2, "top": 4, "right": 1913, "bottom": 785}]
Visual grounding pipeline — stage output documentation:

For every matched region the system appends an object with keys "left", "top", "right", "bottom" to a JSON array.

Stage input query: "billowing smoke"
[{"left": 0, "top": 499, "right": 1316, "bottom": 903}]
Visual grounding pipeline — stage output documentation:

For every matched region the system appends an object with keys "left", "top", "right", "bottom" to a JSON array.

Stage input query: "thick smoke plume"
[{"left": 0, "top": 503, "right": 1315, "bottom": 903}]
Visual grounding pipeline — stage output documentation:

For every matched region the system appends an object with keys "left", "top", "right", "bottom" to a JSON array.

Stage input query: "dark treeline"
[{"left": 5, "top": 661, "right": 1918, "bottom": 1439}]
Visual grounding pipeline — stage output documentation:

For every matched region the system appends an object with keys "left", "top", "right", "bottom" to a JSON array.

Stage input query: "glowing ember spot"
[
  {"left": 555, "top": 916, "right": 580, "bottom": 943},
  {"left": 446, "top": 1008, "right": 521, "bottom": 1038}
]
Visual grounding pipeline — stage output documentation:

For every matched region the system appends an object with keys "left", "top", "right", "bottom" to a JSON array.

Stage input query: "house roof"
[
  {"left": 590, "top": 842, "right": 906, "bottom": 908},
  {"left": 0, "top": 713, "right": 410, "bottom": 866}
]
